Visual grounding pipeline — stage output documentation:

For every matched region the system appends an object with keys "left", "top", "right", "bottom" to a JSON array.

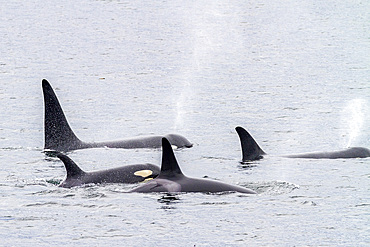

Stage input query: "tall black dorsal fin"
[
  {"left": 42, "top": 79, "right": 83, "bottom": 151},
  {"left": 56, "top": 153, "right": 86, "bottom": 178},
  {"left": 235, "top": 126, "right": 266, "bottom": 161},
  {"left": 158, "top": 138, "right": 184, "bottom": 178}
]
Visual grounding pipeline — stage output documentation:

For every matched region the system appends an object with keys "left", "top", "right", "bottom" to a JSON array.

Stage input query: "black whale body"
[
  {"left": 56, "top": 153, "right": 160, "bottom": 188},
  {"left": 130, "top": 138, "right": 256, "bottom": 194},
  {"left": 235, "top": 126, "right": 370, "bottom": 161},
  {"left": 42, "top": 79, "right": 193, "bottom": 152}
]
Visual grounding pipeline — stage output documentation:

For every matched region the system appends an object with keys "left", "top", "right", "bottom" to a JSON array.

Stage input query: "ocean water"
[{"left": 0, "top": 0, "right": 369, "bottom": 246}]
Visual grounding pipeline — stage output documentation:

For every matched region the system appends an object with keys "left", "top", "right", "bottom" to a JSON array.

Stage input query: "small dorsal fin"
[
  {"left": 235, "top": 126, "right": 266, "bottom": 161},
  {"left": 42, "top": 79, "right": 83, "bottom": 151},
  {"left": 158, "top": 138, "right": 184, "bottom": 178},
  {"left": 56, "top": 153, "right": 86, "bottom": 178}
]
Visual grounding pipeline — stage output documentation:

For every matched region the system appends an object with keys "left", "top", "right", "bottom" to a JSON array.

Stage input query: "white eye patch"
[{"left": 134, "top": 170, "right": 153, "bottom": 178}]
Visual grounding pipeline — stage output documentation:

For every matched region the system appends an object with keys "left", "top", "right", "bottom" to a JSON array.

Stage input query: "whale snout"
[{"left": 164, "top": 134, "right": 193, "bottom": 148}]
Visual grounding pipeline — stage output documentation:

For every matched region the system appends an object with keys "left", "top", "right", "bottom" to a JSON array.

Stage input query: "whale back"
[{"left": 285, "top": 147, "right": 370, "bottom": 159}]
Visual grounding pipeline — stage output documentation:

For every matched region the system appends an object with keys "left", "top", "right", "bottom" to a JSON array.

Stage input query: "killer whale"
[
  {"left": 236, "top": 126, "right": 370, "bottom": 161},
  {"left": 42, "top": 79, "right": 193, "bottom": 152},
  {"left": 130, "top": 138, "right": 256, "bottom": 194},
  {"left": 56, "top": 153, "right": 160, "bottom": 188}
]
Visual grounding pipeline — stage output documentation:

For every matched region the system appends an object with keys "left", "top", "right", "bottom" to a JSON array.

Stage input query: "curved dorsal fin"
[
  {"left": 56, "top": 153, "right": 85, "bottom": 178},
  {"left": 42, "top": 79, "right": 83, "bottom": 151},
  {"left": 158, "top": 138, "right": 184, "bottom": 178},
  {"left": 235, "top": 126, "right": 266, "bottom": 161}
]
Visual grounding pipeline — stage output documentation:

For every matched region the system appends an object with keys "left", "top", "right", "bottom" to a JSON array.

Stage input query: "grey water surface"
[{"left": 1, "top": 0, "right": 369, "bottom": 246}]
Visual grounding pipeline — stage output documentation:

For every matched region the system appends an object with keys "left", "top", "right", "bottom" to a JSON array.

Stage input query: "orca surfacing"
[
  {"left": 56, "top": 153, "right": 160, "bottom": 188},
  {"left": 130, "top": 138, "right": 256, "bottom": 194},
  {"left": 235, "top": 126, "right": 370, "bottom": 161},
  {"left": 42, "top": 79, "right": 193, "bottom": 152}
]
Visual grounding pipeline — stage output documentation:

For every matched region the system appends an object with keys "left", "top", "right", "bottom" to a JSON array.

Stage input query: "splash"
[{"left": 342, "top": 99, "right": 367, "bottom": 147}]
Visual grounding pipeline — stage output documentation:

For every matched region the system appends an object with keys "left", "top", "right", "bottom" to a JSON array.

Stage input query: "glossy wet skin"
[
  {"left": 236, "top": 126, "right": 370, "bottom": 161},
  {"left": 131, "top": 176, "right": 256, "bottom": 194},
  {"left": 130, "top": 138, "right": 256, "bottom": 194},
  {"left": 56, "top": 153, "right": 160, "bottom": 188},
  {"left": 42, "top": 79, "right": 193, "bottom": 152},
  {"left": 284, "top": 147, "right": 370, "bottom": 159}
]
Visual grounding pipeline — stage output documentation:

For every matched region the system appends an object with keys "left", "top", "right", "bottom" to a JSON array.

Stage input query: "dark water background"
[{"left": 0, "top": 1, "right": 369, "bottom": 246}]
